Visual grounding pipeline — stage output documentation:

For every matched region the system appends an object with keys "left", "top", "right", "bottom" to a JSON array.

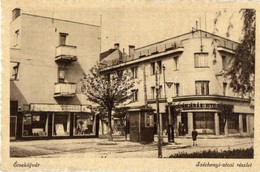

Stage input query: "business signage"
[{"left": 30, "top": 104, "right": 91, "bottom": 113}]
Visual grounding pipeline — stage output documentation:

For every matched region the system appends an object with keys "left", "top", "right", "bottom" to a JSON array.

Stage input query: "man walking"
[{"left": 192, "top": 128, "right": 198, "bottom": 146}]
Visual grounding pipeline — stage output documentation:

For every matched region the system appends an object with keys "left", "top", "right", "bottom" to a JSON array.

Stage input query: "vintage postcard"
[{"left": 1, "top": 0, "right": 260, "bottom": 171}]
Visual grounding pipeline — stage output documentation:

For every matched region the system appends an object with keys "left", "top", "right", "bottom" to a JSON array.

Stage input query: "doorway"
[{"left": 10, "top": 116, "right": 17, "bottom": 140}]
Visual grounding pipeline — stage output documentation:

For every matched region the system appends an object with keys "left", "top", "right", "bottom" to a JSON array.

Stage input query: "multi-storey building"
[
  {"left": 101, "top": 30, "right": 254, "bottom": 136},
  {"left": 10, "top": 8, "right": 101, "bottom": 140}
]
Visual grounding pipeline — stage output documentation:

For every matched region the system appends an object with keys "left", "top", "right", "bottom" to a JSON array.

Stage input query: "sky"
[{"left": 5, "top": 0, "right": 245, "bottom": 53}]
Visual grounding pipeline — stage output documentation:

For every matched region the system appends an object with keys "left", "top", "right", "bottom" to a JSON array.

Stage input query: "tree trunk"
[{"left": 108, "top": 110, "right": 113, "bottom": 141}]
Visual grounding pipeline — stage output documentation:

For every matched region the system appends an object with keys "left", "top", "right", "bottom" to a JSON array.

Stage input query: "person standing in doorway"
[{"left": 192, "top": 128, "right": 198, "bottom": 146}]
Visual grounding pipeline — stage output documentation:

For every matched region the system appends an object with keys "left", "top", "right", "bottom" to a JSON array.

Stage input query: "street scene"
[
  {"left": 10, "top": 135, "right": 253, "bottom": 158},
  {"left": 8, "top": 0, "right": 255, "bottom": 162}
]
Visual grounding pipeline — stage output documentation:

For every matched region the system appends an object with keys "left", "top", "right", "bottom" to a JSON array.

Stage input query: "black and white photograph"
[{"left": 1, "top": 0, "right": 259, "bottom": 171}]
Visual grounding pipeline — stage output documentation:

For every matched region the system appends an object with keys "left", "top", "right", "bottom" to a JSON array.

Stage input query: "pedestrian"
[
  {"left": 192, "top": 128, "right": 198, "bottom": 146},
  {"left": 178, "top": 122, "right": 182, "bottom": 136}
]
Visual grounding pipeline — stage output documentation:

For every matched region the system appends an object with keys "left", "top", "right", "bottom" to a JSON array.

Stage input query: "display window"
[
  {"left": 74, "top": 113, "right": 94, "bottom": 136},
  {"left": 53, "top": 113, "right": 70, "bottom": 136},
  {"left": 145, "top": 112, "right": 154, "bottom": 127},
  {"left": 194, "top": 112, "right": 214, "bottom": 131},
  {"left": 23, "top": 113, "right": 48, "bottom": 137}
]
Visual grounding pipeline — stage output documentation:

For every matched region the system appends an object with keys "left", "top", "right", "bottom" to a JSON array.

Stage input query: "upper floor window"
[
  {"left": 131, "top": 66, "right": 138, "bottom": 79},
  {"left": 175, "top": 83, "right": 180, "bottom": 97},
  {"left": 151, "top": 86, "right": 162, "bottom": 99},
  {"left": 222, "top": 55, "right": 227, "bottom": 70},
  {"left": 59, "top": 33, "right": 68, "bottom": 45},
  {"left": 195, "top": 81, "right": 209, "bottom": 95},
  {"left": 131, "top": 89, "right": 138, "bottom": 102},
  {"left": 58, "top": 67, "right": 66, "bottom": 83},
  {"left": 150, "top": 60, "right": 162, "bottom": 75},
  {"left": 194, "top": 53, "right": 209, "bottom": 68},
  {"left": 173, "top": 56, "right": 179, "bottom": 70},
  {"left": 14, "top": 30, "right": 19, "bottom": 46},
  {"left": 10, "top": 62, "right": 20, "bottom": 80},
  {"left": 223, "top": 82, "right": 227, "bottom": 96}
]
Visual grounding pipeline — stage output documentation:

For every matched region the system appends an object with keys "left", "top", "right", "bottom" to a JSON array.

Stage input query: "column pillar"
[
  {"left": 214, "top": 112, "right": 219, "bottom": 135},
  {"left": 224, "top": 118, "right": 228, "bottom": 135},
  {"left": 239, "top": 114, "right": 243, "bottom": 135},
  {"left": 187, "top": 112, "right": 193, "bottom": 135},
  {"left": 176, "top": 114, "right": 181, "bottom": 132}
]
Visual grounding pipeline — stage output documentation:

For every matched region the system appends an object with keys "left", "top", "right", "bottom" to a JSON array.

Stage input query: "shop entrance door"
[
  {"left": 10, "top": 116, "right": 17, "bottom": 140},
  {"left": 181, "top": 113, "right": 188, "bottom": 135}
]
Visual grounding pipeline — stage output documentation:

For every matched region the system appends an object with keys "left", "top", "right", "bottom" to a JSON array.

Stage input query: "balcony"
[
  {"left": 54, "top": 82, "right": 76, "bottom": 98},
  {"left": 55, "top": 45, "right": 77, "bottom": 62}
]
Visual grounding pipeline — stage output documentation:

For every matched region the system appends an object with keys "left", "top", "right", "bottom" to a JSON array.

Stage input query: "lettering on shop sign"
[{"left": 30, "top": 104, "right": 91, "bottom": 112}]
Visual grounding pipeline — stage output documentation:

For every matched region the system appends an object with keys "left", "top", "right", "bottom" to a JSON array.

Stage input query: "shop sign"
[{"left": 30, "top": 104, "right": 91, "bottom": 112}]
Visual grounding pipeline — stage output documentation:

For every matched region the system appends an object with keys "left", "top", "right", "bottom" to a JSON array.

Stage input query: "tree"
[
  {"left": 218, "top": 104, "right": 234, "bottom": 134},
  {"left": 214, "top": 9, "right": 255, "bottom": 98},
  {"left": 78, "top": 63, "right": 135, "bottom": 141}
]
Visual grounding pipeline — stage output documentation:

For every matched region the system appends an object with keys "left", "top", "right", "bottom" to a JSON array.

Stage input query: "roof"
[{"left": 100, "top": 49, "right": 117, "bottom": 61}]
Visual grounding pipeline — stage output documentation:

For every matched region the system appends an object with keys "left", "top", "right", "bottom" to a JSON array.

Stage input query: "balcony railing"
[
  {"left": 55, "top": 45, "right": 77, "bottom": 62},
  {"left": 54, "top": 82, "right": 76, "bottom": 97}
]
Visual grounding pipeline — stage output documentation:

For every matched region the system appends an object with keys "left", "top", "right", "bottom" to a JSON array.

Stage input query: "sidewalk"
[{"left": 10, "top": 135, "right": 254, "bottom": 158}]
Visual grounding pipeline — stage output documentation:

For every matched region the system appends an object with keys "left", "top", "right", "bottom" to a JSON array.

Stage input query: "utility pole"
[{"left": 156, "top": 70, "right": 162, "bottom": 158}]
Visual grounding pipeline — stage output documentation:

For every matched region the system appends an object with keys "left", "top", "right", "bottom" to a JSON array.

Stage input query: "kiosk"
[{"left": 128, "top": 108, "right": 155, "bottom": 143}]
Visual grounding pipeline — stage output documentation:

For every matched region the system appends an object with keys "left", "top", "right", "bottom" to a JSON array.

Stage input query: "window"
[
  {"left": 223, "top": 82, "right": 227, "bottom": 96},
  {"left": 194, "top": 53, "right": 209, "bottom": 68},
  {"left": 194, "top": 112, "right": 214, "bottom": 130},
  {"left": 53, "top": 113, "right": 70, "bottom": 136},
  {"left": 10, "top": 62, "right": 20, "bottom": 80},
  {"left": 151, "top": 86, "right": 162, "bottom": 99},
  {"left": 222, "top": 55, "right": 227, "bottom": 70},
  {"left": 117, "top": 70, "right": 123, "bottom": 79},
  {"left": 74, "top": 114, "right": 94, "bottom": 136},
  {"left": 145, "top": 112, "right": 154, "bottom": 127},
  {"left": 14, "top": 30, "right": 19, "bottom": 46},
  {"left": 23, "top": 113, "right": 48, "bottom": 137},
  {"left": 173, "top": 56, "right": 179, "bottom": 70},
  {"left": 58, "top": 68, "right": 66, "bottom": 83},
  {"left": 131, "top": 89, "right": 138, "bottom": 102},
  {"left": 195, "top": 81, "right": 209, "bottom": 95},
  {"left": 59, "top": 33, "right": 68, "bottom": 45},
  {"left": 157, "top": 61, "right": 162, "bottom": 74},
  {"left": 150, "top": 62, "right": 155, "bottom": 75},
  {"left": 131, "top": 66, "right": 138, "bottom": 79},
  {"left": 150, "top": 61, "right": 162, "bottom": 75},
  {"left": 175, "top": 83, "right": 180, "bottom": 97}
]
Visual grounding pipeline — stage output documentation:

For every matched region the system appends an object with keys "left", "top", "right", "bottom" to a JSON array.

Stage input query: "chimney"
[
  {"left": 129, "top": 45, "right": 135, "bottom": 60},
  {"left": 12, "top": 8, "right": 21, "bottom": 21},
  {"left": 114, "top": 43, "right": 120, "bottom": 49}
]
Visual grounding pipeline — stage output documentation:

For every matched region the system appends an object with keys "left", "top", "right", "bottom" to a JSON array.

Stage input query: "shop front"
[{"left": 14, "top": 104, "right": 98, "bottom": 140}]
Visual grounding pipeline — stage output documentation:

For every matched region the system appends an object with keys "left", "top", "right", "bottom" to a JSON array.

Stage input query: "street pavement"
[{"left": 10, "top": 135, "right": 254, "bottom": 158}]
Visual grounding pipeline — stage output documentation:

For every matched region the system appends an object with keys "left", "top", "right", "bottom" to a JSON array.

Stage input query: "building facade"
[
  {"left": 10, "top": 8, "right": 101, "bottom": 140},
  {"left": 101, "top": 30, "right": 254, "bottom": 136}
]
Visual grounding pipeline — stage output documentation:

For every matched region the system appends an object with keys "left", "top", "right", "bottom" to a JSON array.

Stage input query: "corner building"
[
  {"left": 101, "top": 30, "right": 254, "bottom": 136},
  {"left": 10, "top": 8, "right": 101, "bottom": 140}
]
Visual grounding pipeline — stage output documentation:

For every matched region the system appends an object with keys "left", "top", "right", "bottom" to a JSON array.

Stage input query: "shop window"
[
  {"left": 193, "top": 112, "right": 214, "bottom": 130},
  {"left": 10, "top": 62, "right": 20, "bottom": 80},
  {"left": 74, "top": 114, "right": 94, "bottom": 136},
  {"left": 53, "top": 113, "right": 70, "bottom": 136},
  {"left": 145, "top": 112, "right": 154, "bottom": 127},
  {"left": 173, "top": 56, "right": 179, "bottom": 70},
  {"left": 194, "top": 53, "right": 209, "bottom": 68},
  {"left": 59, "top": 33, "right": 68, "bottom": 45},
  {"left": 23, "top": 113, "right": 48, "bottom": 137},
  {"left": 131, "top": 66, "right": 138, "bottom": 79},
  {"left": 227, "top": 114, "right": 239, "bottom": 131},
  {"left": 195, "top": 81, "right": 209, "bottom": 95}
]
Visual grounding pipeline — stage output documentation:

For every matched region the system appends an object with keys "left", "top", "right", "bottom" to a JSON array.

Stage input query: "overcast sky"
[{"left": 7, "top": 0, "right": 244, "bottom": 52}]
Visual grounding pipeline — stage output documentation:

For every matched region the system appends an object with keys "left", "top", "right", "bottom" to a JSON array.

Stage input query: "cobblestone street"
[{"left": 10, "top": 135, "right": 254, "bottom": 158}]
